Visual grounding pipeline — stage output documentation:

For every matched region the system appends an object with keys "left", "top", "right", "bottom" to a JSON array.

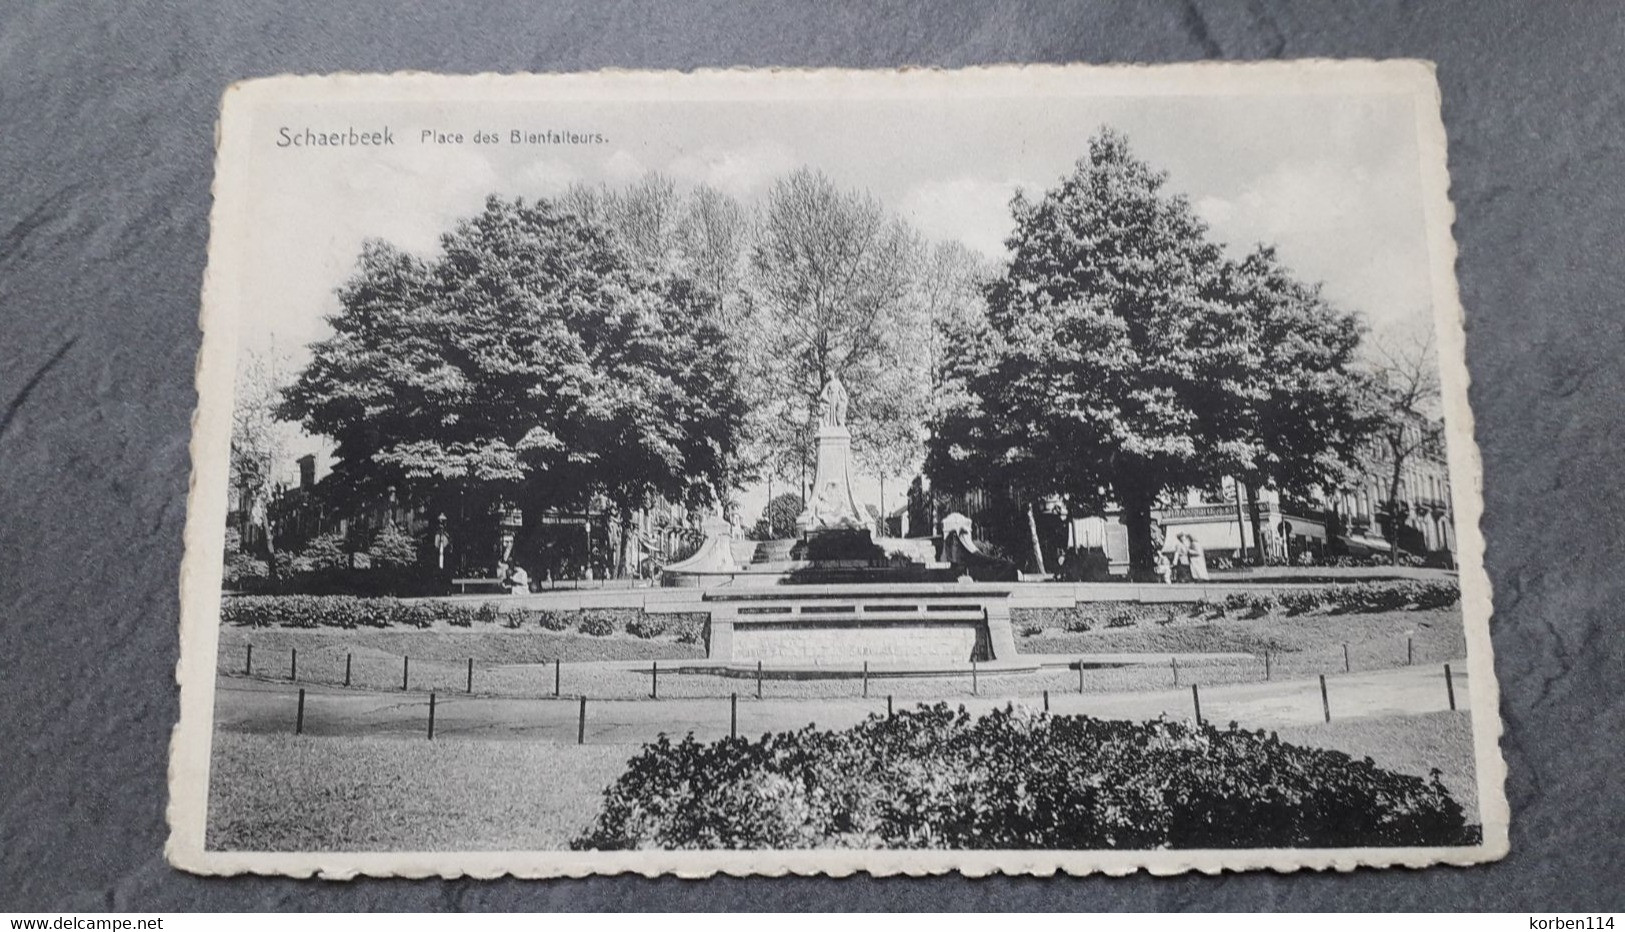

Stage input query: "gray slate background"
[{"left": 2, "top": 0, "right": 1621, "bottom": 911}]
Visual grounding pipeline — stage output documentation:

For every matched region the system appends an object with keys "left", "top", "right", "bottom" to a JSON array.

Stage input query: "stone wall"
[{"left": 730, "top": 621, "right": 986, "bottom": 664}]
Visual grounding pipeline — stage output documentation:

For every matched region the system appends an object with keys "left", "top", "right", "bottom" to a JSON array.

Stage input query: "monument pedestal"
[{"left": 796, "top": 424, "right": 873, "bottom": 537}]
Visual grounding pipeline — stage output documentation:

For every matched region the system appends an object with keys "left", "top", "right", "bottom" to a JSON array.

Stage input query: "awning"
[{"left": 1342, "top": 534, "right": 1395, "bottom": 555}]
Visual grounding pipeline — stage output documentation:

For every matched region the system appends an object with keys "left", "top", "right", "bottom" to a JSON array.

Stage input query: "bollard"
[
  {"left": 1319, "top": 673, "right": 1331, "bottom": 723},
  {"left": 1043, "top": 689, "right": 1050, "bottom": 713},
  {"left": 1407, "top": 637, "right": 1414, "bottom": 666},
  {"left": 290, "top": 648, "right": 297, "bottom": 682},
  {"left": 554, "top": 658, "right": 561, "bottom": 698},
  {"left": 730, "top": 692, "right": 738, "bottom": 739},
  {"left": 402, "top": 656, "right": 410, "bottom": 691},
  {"left": 428, "top": 692, "right": 436, "bottom": 741},
  {"left": 756, "top": 660, "right": 763, "bottom": 700},
  {"left": 972, "top": 659, "right": 979, "bottom": 696},
  {"left": 651, "top": 661, "right": 659, "bottom": 700},
  {"left": 1171, "top": 656, "right": 1179, "bottom": 686},
  {"left": 1264, "top": 650, "right": 1271, "bottom": 682},
  {"left": 1343, "top": 643, "right": 1350, "bottom": 673},
  {"left": 1445, "top": 663, "right": 1457, "bottom": 711},
  {"left": 295, "top": 687, "right": 305, "bottom": 735},
  {"left": 1078, "top": 659, "right": 1084, "bottom": 694},
  {"left": 466, "top": 658, "right": 474, "bottom": 694},
  {"left": 245, "top": 643, "right": 253, "bottom": 676},
  {"left": 577, "top": 696, "right": 587, "bottom": 745},
  {"left": 862, "top": 661, "right": 869, "bottom": 699},
  {"left": 887, "top": 695, "right": 893, "bottom": 718},
  {"left": 344, "top": 653, "right": 352, "bottom": 687},
  {"left": 1191, "top": 683, "right": 1202, "bottom": 726}
]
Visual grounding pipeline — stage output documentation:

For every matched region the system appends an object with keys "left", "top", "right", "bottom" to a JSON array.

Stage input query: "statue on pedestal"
[{"left": 797, "top": 375, "right": 872, "bottom": 536}]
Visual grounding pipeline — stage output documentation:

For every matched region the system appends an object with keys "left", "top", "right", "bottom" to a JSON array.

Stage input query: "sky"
[{"left": 229, "top": 86, "right": 1438, "bottom": 519}]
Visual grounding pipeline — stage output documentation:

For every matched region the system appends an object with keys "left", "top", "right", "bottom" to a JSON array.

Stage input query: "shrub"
[
  {"left": 1062, "top": 614, "right": 1095, "bottom": 634},
  {"left": 475, "top": 601, "right": 501, "bottom": 624},
  {"left": 442, "top": 603, "right": 478, "bottom": 628},
  {"left": 574, "top": 704, "right": 1472, "bottom": 851},
  {"left": 1190, "top": 598, "right": 1216, "bottom": 619},
  {"left": 1222, "top": 592, "right": 1251, "bottom": 616},
  {"left": 1278, "top": 589, "right": 1325, "bottom": 615},
  {"left": 395, "top": 602, "right": 436, "bottom": 629},
  {"left": 534, "top": 610, "right": 573, "bottom": 632},
  {"left": 1414, "top": 579, "right": 1461, "bottom": 609},
  {"left": 578, "top": 611, "right": 616, "bottom": 637},
  {"left": 1246, "top": 592, "right": 1280, "bottom": 618},
  {"left": 367, "top": 522, "right": 419, "bottom": 569},
  {"left": 1018, "top": 622, "right": 1045, "bottom": 638},
  {"left": 291, "top": 532, "right": 350, "bottom": 574},
  {"left": 625, "top": 615, "right": 668, "bottom": 639},
  {"left": 1105, "top": 611, "right": 1136, "bottom": 629}
]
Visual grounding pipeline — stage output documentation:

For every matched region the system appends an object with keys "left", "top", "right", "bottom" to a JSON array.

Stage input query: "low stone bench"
[{"left": 701, "top": 584, "right": 1018, "bottom": 665}]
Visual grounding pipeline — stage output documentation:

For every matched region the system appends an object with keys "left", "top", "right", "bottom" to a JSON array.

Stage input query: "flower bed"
[{"left": 219, "top": 595, "right": 703, "bottom": 643}]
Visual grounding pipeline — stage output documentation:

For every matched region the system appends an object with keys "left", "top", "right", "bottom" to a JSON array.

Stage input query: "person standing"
[
  {"left": 1170, "top": 532, "right": 1191, "bottom": 583},
  {"left": 1187, "top": 534, "right": 1210, "bottom": 582}
]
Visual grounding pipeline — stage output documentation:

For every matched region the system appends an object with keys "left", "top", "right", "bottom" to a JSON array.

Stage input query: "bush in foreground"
[{"left": 573, "top": 704, "right": 1472, "bottom": 851}]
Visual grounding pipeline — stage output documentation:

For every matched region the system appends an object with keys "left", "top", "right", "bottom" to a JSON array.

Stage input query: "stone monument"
[{"left": 796, "top": 376, "right": 874, "bottom": 536}]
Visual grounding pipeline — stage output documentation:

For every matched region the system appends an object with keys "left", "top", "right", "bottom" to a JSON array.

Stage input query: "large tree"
[
  {"left": 1363, "top": 329, "right": 1444, "bottom": 564},
  {"left": 280, "top": 195, "right": 748, "bottom": 572},
  {"left": 745, "top": 168, "right": 928, "bottom": 488},
  {"left": 1220, "top": 246, "right": 1371, "bottom": 562},
  {"left": 929, "top": 130, "right": 1370, "bottom": 578},
  {"left": 229, "top": 348, "right": 291, "bottom": 574}
]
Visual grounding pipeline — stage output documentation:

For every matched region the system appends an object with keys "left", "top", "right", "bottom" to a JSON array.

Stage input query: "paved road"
[{"left": 215, "top": 661, "right": 1471, "bottom": 745}]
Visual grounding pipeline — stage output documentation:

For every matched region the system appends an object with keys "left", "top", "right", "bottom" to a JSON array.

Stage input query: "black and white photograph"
[{"left": 167, "top": 64, "right": 1506, "bottom": 877}]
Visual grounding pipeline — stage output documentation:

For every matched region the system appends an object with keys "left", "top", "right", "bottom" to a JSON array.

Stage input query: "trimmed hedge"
[{"left": 574, "top": 703, "right": 1473, "bottom": 851}]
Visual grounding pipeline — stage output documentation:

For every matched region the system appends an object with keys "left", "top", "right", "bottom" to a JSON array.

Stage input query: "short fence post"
[
  {"left": 1171, "top": 656, "right": 1179, "bottom": 686},
  {"left": 344, "top": 653, "right": 352, "bottom": 687},
  {"left": 1191, "top": 683, "right": 1202, "bottom": 725},
  {"left": 971, "top": 659, "right": 979, "bottom": 696},
  {"left": 1078, "top": 660, "right": 1084, "bottom": 694},
  {"left": 402, "top": 656, "right": 410, "bottom": 691},
  {"left": 554, "top": 658, "right": 561, "bottom": 698},
  {"left": 887, "top": 695, "right": 893, "bottom": 718},
  {"left": 1444, "top": 663, "right": 1457, "bottom": 711},
  {"left": 245, "top": 644, "right": 252, "bottom": 676},
  {"left": 428, "top": 692, "right": 436, "bottom": 741},
  {"left": 862, "top": 661, "right": 869, "bottom": 698},
  {"left": 289, "top": 648, "right": 297, "bottom": 682},
  {"left": 1343, "top": 643, "right": 1351, "bottom": 673},
  {"left": 1319, "top": 673, "right": 1331, "bottom": 723},
  {"left": 577, "top": 696, "right": 587, "bottom": 745},
  {"left": 730, "top": 692, "right": 738, "bottom": 739},
  {"left": 756, "top": 660, "right": 763, "bottom": 700},
  {"left": 1407, "top": 637, "right": 1414, "bottom": 666},
  {"left": 651, "top": 661, "right": 659, "bottom": 700},
  {"left": 1043, "top": 689, "right": 1050, "bottom": 713},
  {"left": 295, "top": 687, "right": 305, "bottom": 735},
  {"left": 1264, "top": 650, "right": 1271, "bottom": 682}
]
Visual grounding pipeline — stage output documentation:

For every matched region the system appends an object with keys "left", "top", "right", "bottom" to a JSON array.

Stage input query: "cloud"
[
  {"left": 1194, "top": 160, "right": 1430, "bottom": 332},
  {"left": 603, "top": 149, "right": 646, "bottom": 184},
  {"left": 900, "top": 176, "right": 1032, "bottom": 257},
  {"left": 667, "top": 140, "right": 799, "bottom": 197}
]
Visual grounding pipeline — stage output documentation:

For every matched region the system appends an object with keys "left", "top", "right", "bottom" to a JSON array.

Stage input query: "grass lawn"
[
  {"left": 1020, "top": 607, "right": 1465, "bottom": 676},
  {"left": 1276, "top": 710, "right": 1480, "bottom": 826},
  {"left": 205, "top": 709, "right": 1481, "bottom": 852},
  {"left": 206, "top": 731, "right": 632, "bottom": 851}
]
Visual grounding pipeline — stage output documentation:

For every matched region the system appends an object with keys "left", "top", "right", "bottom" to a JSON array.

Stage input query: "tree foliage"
[
  {"left": 280, "top": 195, "right": 749, "bottom": 525},
  {"left": 929, "top": 130, "right": 1371, "bottom": 576},
  {"left": 746, "top": 168, "right": 929, "bottom": 483}
]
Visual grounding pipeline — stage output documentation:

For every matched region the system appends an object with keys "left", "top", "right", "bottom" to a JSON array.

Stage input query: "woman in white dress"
[{"left": 1186, "top": 534, "right": 1210, "bottom": 581}]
